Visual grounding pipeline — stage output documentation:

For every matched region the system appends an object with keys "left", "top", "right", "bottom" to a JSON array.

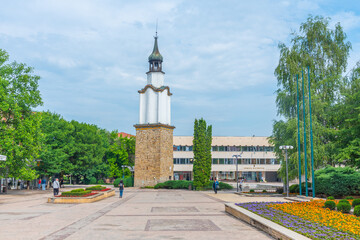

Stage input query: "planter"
[{"left": 48, "top": 189, "right": 115, "bottom": 204}]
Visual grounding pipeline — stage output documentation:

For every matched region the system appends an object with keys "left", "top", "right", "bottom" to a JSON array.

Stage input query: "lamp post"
[
  {"left": 189, "top": 158, "right": 194, "bottom": 181},
  {"left": 232, "top": 154, "right": 242, "bottom": 192},
  {"left": 279, "top": 146, "right": 293, "bottom": 197},
  {"left": 121, "top": 165, "right": 126, "bottom": 179},
  {"left": 0, "top": 155, "right": 6, "bottom": 193}
]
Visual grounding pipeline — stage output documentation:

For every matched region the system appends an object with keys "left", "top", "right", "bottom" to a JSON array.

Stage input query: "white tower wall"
[{"left": 147, "top": 72, "right": 164, "bottom": 88}]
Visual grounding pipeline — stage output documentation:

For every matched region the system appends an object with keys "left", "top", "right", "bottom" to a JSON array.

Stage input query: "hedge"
[
  {"left": 315, "top": 166, "right": 360, "bottom": 197},
  {"left": 354, "top": 206, "right": 360, "bottom": 217},
  {"left": 61, "top": 190, "right": 92, "bottom": 196},
  {"left": 154, "top": 180, "right": 233, "bottom": 190},
  {"left": 114, "top": 177, "right": 134, "bottom": 187},
  {"left": 85, "top": 185, "right": 106, "bottom": 191},
  {"left": 324, "top": 200, "right": 336, "bottom": 210},
  {"left": 352, "top": 199, "right": 360, "bottom": 207},
  {"left": 71, "top": 188, "right": 85, "bottom": 192},
  {"left": 337, "top": 202, "right": 351, "bottom": 213}
]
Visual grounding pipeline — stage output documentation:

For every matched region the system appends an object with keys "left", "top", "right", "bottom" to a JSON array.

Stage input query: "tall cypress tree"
[{"left": 193, "top": 118, "right": 212, "bottom": 188}]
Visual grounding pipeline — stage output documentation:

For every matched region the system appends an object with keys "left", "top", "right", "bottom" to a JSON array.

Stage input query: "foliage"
[
  {"left": 353, "top": 199, "right": 360, "bottom": 208},
  {"left": 113, "top": 176, "right": 133, "bottom": 187},
  {"left": 192, "top": 118, "right": 212, "bottom": 188},
  {"left": 346, "top": 196, "right": 354, "bottom": 200},
  {"left": 61, "top": 190, "right": 92, "bottom": 196},
  {"left": 89, "top": 177, "right": 97, "bottom": 184},
  {"left": 97, "top": 179, "right": 105, "bottom": 184},
  {"left": 338, "top": 199, "right": 350, "bottom": 205},
  {"left": 276, "top": 187, "right": 284, "bottom": 194},
  {"left": 270, "top": 15, "right": 352, "bottom": 180},
  {"left": 327, "top": 196, "right": 335, "bottom": 200},
  {"left": 324, "top": 200, "right": 336, "bottom": 210},
  {"left": 337, "top": 202, "right": 351, "bottom": 213},
  {"left": 289, "top": 184, "right": 299, "bottom": 193},
  {"left": 70, "top": 189, "right": 85, "bottom": 192},
  {"left": 85, "top": 185, "right": 106, "bottom": 191},
  {"left": 262, "top": 189, "right": 267, "bottom": 193},
  {"left": 315, "top": 166, "right": 360, "bottom": 197},
  {"left": 354, "top": 206, "right": 360, "bottom": 217},
  {"left": 250, "top": 189, "right": 255, "bottom": 193},
  {"left": 154, "top": 180, "right": 192, "bottom": 189},
  {"left": 0, "top": 49, "right": 43, "bottom": 179}
]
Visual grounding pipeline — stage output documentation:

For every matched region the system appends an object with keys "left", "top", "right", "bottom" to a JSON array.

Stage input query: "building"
[
  {"left": 173, "top": 136, "right": 280, "bottom": 182},
  {"left": 133, "top": 33, "right": 175, "bottom": 187}
]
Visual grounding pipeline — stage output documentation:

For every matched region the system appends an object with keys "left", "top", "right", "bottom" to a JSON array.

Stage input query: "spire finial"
[{"left": 155, "top": 19, "right": 158, "bottom": 38}]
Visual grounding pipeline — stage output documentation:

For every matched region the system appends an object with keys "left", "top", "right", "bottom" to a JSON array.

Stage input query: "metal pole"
[
  {"left": 307, "top": 66, "right": 315, "bottom": 198},
  {"left": 296, "top": 74, "right": 302, "bottom": 195},
  {"left": 236, "top": 155, "right": 239, "bottom": 192},
  {"left": 286, "top": 149, "right": 289, "bottom": 197},
  {"left": 302, "top": 70, "right": 308, "bottom": 197}
]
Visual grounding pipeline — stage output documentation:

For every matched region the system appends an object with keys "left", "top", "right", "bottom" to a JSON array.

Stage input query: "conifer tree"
[{"left": 193, "top": 118, "right": 212, "bottom": 188}]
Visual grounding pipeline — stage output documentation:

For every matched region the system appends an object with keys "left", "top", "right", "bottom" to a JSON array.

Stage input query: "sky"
[{"left": 1, "top": 0, "right": 360, "bottom": 136}]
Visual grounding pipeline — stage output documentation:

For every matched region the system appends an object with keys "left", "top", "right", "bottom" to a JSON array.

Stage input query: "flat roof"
[{"left": 174, "top": 136, "right": 272, "bottom": 146}]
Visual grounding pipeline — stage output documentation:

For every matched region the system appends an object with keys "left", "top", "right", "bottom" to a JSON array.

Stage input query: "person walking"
[
  {"left": 60, "top": 178, "right": 64, "bottom": 188},
  {"left": 213, "top": 178, "right": 219, "bottom": 194},
  {"left": 41, "top": 178, "right": 46, "bottom": 191},
  {"left": 119, "top": 180, "right": 124, "bottom": 198},
  {"left": 53, "top": 178, "right": 60, "bottom": 196},
  {"left": 38, "top": 179, "right": 41, "bottom": 190}
]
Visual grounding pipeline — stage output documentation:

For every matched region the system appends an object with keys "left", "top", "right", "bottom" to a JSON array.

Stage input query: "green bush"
[
  {"left": 315, "top": 166, "right": 360, "bottom": 197},
  {"left": 339, "top": 199, "right": 350, "bottom": 205},
  {"left": 250, "top": 189, "right": 255, "bottom": 193},
  {"left": 352, "top": 199, "right": 360, "bottom": 207},
  {"left": 70, "top": 188, "right": 85, "bottom": 192},
  {"left": 61, "top": 190, "right": 92, "bottom": 196},
  {"left": 324, "top": 200, "right": 336, "bottom": 210},
  {"left": 276, "top": 187, "right": 284, "bottom": 194},
  {"left": 113, "top": 176, "right": 134, "bottom": 187},
  {"left": 327, "top": 196, "right": 335, "bottom": 200},
  {"left": 337, "top": 202, "right": 351, "bottom": 213},
  {"left": 289, "top": 184, "right": 299, "bottom": 193},
  {"left": 154, "top": 180, "right": 192, "bottom": 189},
  {"left": 97, "top": 179, "right": 105, "bottom": 184},
  {"left": 85, "top": 185, "right": 106, "bottom": 191},
  {"left": 89, "top": 177, "right": 97, "bottom": 184},
  {"left": 346, "top": 196, "right": 354, "bottom": 200},
  {"left": 262, "top": 190, "right": 267, "bottom": 193},
  {"left": 354, "top": 205, "right": 360, "bottom": 217}
]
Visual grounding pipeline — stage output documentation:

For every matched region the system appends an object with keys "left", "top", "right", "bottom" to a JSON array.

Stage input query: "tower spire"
[{"left": 148, "top": 27, "right": 163, "bottom": 72}]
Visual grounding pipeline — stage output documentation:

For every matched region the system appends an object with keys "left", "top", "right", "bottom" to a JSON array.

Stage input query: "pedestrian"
[
  {"left": 38, "top": 179, "right": 41, "bottom": 190},
  {"left": 53, "top": 178, "right": 60, "bottom": 196},
  {"left": 239, "top": 178, "right": 244, "bottom": 191},
  {"left": 213, "top": 178, "right": 219, "bottom": 194},
  {"left": 119, "top": 180, "right": 124, "bottom": 198},
  {"left": 41, "top": 178, "right": 46, "bottom": 191},
  {"left": 60, "top": 178, "right": 64, "bottom": 188}
]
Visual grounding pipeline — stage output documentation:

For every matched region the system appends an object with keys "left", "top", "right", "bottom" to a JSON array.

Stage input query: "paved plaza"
[{"left": 0, "top": 188, "right": 290, "bottom": 240}]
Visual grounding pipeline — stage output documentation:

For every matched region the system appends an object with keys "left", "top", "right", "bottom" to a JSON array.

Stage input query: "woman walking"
[{"left": 119, "top": 180, "right": 124, "bottom": 198}]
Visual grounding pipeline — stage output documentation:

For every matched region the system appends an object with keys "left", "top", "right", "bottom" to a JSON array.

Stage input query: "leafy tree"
[
  {"left": 0, "top": 49, "right": 43, "bottom": 180},
  {"left": 270, "top": 15, "right": 352, "bottom": 180},
  {"left": 192, "top": 118, "right": 212, "bottom": 188}
]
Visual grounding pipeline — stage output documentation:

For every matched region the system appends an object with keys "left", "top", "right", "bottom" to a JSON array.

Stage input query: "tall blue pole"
[
  {"left": 302, "top": 70, "right": 308, "bottom": 197},
  {"left": 307, "top": 66, "right": 315, "bottom": 198},
  {"left": 296, "top": 74, "right": 302, "bottom": 195}
]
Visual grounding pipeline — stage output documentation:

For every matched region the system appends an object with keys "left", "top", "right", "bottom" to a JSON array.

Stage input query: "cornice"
[
  {"left": 138, "top": 84, "right": 172, "bottom": 96},
  {"left": 134, "top": 123, "right": 175, "bottom": 130}
]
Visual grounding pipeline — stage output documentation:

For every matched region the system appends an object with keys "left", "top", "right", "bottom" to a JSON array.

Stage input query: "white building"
[{"left": 173, "top": 136, "right": 281, "bottom": 182}]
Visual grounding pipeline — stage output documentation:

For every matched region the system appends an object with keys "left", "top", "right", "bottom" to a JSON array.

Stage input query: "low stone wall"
[
  {"left": 225, "top": 203, "right": 310, "bottom": 240},
  {"left": 48, "top": 189, "right": 115, "bottom": 204}
]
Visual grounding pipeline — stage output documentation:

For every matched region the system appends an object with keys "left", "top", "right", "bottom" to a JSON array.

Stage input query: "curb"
[
  {"left": 225, "top": 203, "right": 311, "bottom": 240},
  {"left": 48, "top": 189, "right": 115, "bottom": 204}
]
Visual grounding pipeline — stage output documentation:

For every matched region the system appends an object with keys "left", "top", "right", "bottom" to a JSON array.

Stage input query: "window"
[
  {"left": 212, "top": 158, "right": 218, "bottom": 164},
  {"left": 219, "top": 158, "right": 225, "bottom": 164},
  {"left": 212, "top": 146, "right": 218, "bottom": 151},
  {"left": 219, "top": 146, "right": 225, "bottom": 151}
]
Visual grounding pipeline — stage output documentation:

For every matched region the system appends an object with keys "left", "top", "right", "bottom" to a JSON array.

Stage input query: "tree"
[
  {"left": 192, "top": 118, "right": 212, "bottom": 188},
  {"left": 270, "top": 15, "right": 352, "bottom": 180},
  {"left": 0, "top": 49, "right": 43, "bottom": 180}
]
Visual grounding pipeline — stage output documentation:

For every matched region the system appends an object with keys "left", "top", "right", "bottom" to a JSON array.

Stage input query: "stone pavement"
[{"left": 0, "top": 188, "right": 277, "bottom": 240}]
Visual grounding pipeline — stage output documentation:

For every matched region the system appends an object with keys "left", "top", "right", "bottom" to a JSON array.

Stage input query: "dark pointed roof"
[{"left": 148, "top": 36, "right": 163, "bottom": 62}]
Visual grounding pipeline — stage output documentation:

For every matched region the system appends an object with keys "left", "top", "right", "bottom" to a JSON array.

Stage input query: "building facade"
[
  {"left": 173, "top": 136, "right": 280, "bottom": 182},
  {"left": 134, "top": 34, "right": 175, "bottom": 187}
]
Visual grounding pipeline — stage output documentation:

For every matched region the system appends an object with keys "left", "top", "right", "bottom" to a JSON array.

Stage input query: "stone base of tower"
[{"left": 134, "top": 123, "right": 175, "bottom": 187}]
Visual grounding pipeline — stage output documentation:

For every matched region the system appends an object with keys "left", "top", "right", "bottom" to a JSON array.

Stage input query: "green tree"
[
  {"left": 192, "top": 118, "right": 212, "bottom": 188},
  {"left": 0, "top": 49, "right": 43, "bottom": 180},
  {"left": 270, "top": 15, "right": 352, "bottom": 180}
]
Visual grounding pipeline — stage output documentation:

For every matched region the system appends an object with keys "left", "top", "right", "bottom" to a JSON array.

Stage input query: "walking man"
[
  {"left": 41, "top": 178, "right": 46, "bottom": 191},
  {"left": 213, "top": 178, "right": 219, "bottom": 194},
  {"left": 53, "top": 178, "right": 60, "bottom": 196},
  {"left": 119, "top": 180, "right": 124, "bottom": 198}
]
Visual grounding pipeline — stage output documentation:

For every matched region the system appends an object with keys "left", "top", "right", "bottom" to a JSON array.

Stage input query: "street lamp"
[
  {"left": 121, "top": 165, "right": 126, "bottom": 179},
  {"left": 0, "top": 155, "right": 6, "bottom": 193},
  {"left": 279, "top": 145, "right": 293, "bottom": 197},
  {"left": 232, "top": 154, "right": 242, "bottom": 192}
]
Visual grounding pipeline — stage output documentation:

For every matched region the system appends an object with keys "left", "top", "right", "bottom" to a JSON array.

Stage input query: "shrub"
[
  {"left": 113, "top": 176, "right": 134, "bottom": 187},
  {"left": 327, "top": 196, "right": 335, "bottom": 200},
  {"left": 354, "top": 206, "right": 360, "bottom": 217},
  {"left": 250, "top": 189, "right": 255, "bottom": 193},
  {"left": 262, "top": 190, "right": 267, "bottom": 193},
  {"left": 89, "top": 177, "right": 97, "bottom": 184},
  {"left": 86, "top": 185, "right": 106, "bottom": 191},
  {"left": 61, "top": 190, "right": 92, "bottom": 197},
  {"left": 339, "top": 199, "right": 350, "bottom": 205},
  {"left": 71, "top": 188, "right": 85, "bottom": 192},
  {"left": 324, "top": 200, "right": 336, "bottom": 210},
  {"left": 337, "top": 202, "right": 351, "bottom": 213},
  {"left": 154, "top": 180, "right": 192, "bottom": 189},
  {"left": 346, "top": 196, "right": 354, "bottom": 200},
  {"left": 97, "top": 179, "right": 105, "bottom": 184},
  {"left": 276, "top": 187, "right": 284, "bottom": 194},
  {"left": 352, "top": 199, "right": 360, "bottom": 207},
  {"left": 315, "top": 166, "right": 360, "bottom": 197},
  {"left": 289, "top": 184, "right": 299, "bottom": 193}
]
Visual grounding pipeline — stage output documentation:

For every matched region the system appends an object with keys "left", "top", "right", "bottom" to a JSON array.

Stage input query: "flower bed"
[
  {"left": 56, "top": 186, "right": 111, "bottom": 197},
  {"left": 57, "top": 193, "right": 97, "bottom": 198},
  {"left": 236, "top": 201, "right": 358, "bottom": 239}
]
